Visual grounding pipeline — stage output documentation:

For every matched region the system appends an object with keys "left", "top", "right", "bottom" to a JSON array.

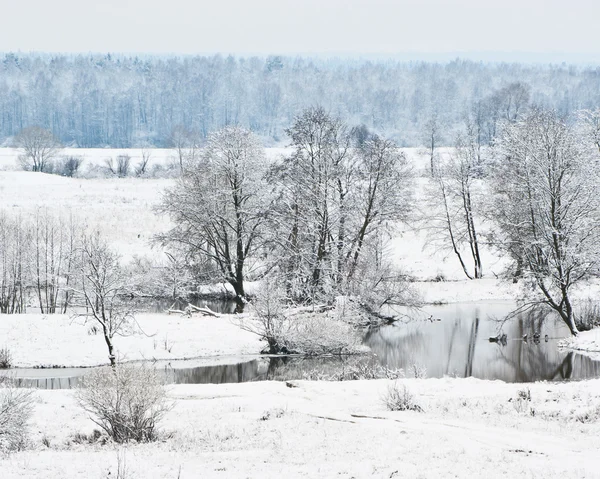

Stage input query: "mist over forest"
[{"left": 1, "top": 52, "right": 599, "bottom": 147}]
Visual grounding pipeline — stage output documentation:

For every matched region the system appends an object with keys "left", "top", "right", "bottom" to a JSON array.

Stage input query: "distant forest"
[{"left": 0, "top": 53, "right": 599, "bottom": 147}]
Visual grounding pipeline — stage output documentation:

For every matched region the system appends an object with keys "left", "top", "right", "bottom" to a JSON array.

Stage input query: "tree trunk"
[{"left": 103, "top": 326, "right": 116, "bottom": 367}]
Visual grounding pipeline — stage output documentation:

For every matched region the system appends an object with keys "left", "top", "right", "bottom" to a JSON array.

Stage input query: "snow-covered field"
[
  {"left": 1, "top": 148, "right": 600, "bottom": 476},
  {"left": 0, "top": 313, "right": 262, "bottom": 368},
  {"left": 0, "top": 147, "right": 498, "bottom": 279},
  {"left": 2, "top": 377, "right": 600, "bottom": 478}
]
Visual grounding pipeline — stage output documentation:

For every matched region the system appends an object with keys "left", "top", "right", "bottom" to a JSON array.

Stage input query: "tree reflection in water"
[
  {"left": 8, "top": 303, "right": 600, "bottom": 389},
  {"left": 364, "top": 302, "right": 600, "bottom": 382}
]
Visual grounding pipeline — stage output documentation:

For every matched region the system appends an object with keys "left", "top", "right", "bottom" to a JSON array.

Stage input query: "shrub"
[
  {"left": 57, "top": 156, "right": 84, "bottom": 177},
  {"left": 302, "top": 356, "right": 404, "bottom": 381},
  {"left": 0, "top": 384, "right": 35, "bottom": 452},
  {"left": 383, "top": 382, "right": 423, "bottom": 412},
  {"left": 75, "top": 365, "right": 172, "bottom": 443},
  {"left": 0, "top": 347, "right": 12, "bottom": 369},
  {"left": 575, "top": 300, "right": 600, "bottom": 331},
  {"left": 240, "top": 281, "right": 362, "bottom": 356},
  {"left": 576, "top": 403, "right": 600, "bottom": 423}
]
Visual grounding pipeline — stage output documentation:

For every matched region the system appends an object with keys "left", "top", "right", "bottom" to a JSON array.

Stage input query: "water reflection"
[
  {"left": 364, "top": 302, "right": 600, "bottom": 382},
  {"left": 7, "top": 302, "right": 600, "bottom": 388}
]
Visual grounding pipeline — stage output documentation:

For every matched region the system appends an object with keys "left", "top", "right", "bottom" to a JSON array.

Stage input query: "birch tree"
[{"left": 424, "top": 133, "right": 483, "bottom": 279}]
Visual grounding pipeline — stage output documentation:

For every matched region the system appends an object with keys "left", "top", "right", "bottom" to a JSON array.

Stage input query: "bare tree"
[
  {"left": 169, "top": 125, "right": 201, "bottom": 175},
  {"left": 271, "top": 107, "right": 413, "bottom": 305},
  {"left": 31, "top": 210, "right": 79, "bottom": 314},
  {"left": 14, "top": 126, "right": 62, "bottom": 172},
  {"left": 72, "top": 232, "right": 134, "bottom": 366},
  {"left": 135, "top": 146, "right": 152, "bottom": 176},
  {"left": 423, "top": 111, "right": 440, "bottom": 176},
  {"left": 157, "top": 126, "right": 270, "bottom": 302},
  {"left": 346, "top": 135, "right": 413, "bottom": 282},
  {"left": 271, "top": 107, "right": 353, "bottom": 301},
  {"left": 492, "top": 109, "right": 600, "bottom": 335},
  {"left": 0, "top": 212, "right": 28, "bottom": 314},
  {"left": 424, "top": 133, "right": 484, "bottom": 279}
]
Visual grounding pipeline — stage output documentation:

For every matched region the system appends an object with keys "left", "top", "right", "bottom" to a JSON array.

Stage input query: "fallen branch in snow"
[
  {"left": 166, "top": 303, "right": 221, "bottom": 317},
  {"left": 285, "top": 304, "right": 335, "bottom": 316},
  {"left": 187, "top": 303, "right": 220, "bottom": 317}
]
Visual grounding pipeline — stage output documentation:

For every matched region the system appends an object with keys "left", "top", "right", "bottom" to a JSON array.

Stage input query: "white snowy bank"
[
  {"left": 0, "top": 313, "right": 263, "bottom": 368},
  {"left": 2, "top": 377, "right": 600, "bottom": 478},
  {"left": 562, "top": 329, "right": 600, "bottom": 361}
]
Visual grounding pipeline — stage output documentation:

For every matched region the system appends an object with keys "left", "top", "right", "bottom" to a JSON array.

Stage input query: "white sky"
[{"left": 2, "top": 0, "right": 599, "bottom": 60}]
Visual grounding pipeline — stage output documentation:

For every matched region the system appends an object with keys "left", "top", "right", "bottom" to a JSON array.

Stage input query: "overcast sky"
[{"left": 2, "top": 0, "right": 599, "bottom": 61}]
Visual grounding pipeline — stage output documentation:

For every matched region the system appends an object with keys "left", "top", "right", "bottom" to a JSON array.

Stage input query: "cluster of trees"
[
  {"left": 0, "top": 211, "right": 135, "bottom": 365},
  {"left": 4, "top": 104, "right": 600, "bottom": 339},
  {"left": 158, "top": 105, "right": 600, "bottom": 336},
  {"left": 424, "top": 108, "right": 600, "bottom": 335},
  {"left": 14, "top": 126, "right": 155, "bottom": 177},
  {"left": 157, "top": 107, "right": 414, "bottom": 311},
  {"left": 1, "top": 53, "right": 600, "bottom": 147}
]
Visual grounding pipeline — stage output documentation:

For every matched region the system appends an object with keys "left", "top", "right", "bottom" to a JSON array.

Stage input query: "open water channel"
[{"left": 6, "top": 301, "right": 600, "bottom": 388}]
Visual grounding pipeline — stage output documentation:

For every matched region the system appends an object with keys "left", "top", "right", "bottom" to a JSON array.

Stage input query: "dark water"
[
  {"left": 6, "top": 302, "right": 600, "bottom": 388},
  {"left": 144, "top": 298, "right": 240, "bottom": 314}
]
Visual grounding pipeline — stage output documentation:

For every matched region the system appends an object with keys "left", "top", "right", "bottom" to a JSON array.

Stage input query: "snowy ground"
[
  {"left": 0, "top": 313, "right": 262, "bottom": 368},
  {"left": 2, "top": 377, "right": 600, "bottom": 478},
  {"left": 0, "top": 148, "right": 503, "bottom": 281},
  {"left": 562, "top": 329, "right": 600, "bottom": 361}
]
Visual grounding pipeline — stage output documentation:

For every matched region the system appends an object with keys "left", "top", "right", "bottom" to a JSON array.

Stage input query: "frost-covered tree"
[
  {"left": 31, "top": 209, "right": 79, "bottom": 314},
  {"left": 14, "top": 126, "right": 62, "bottom": 172},
  {"left": 492, "top": 109, "right": 600, "bottom": 335},
  {"left": 0, "top": 212, "right": 28, "bottom": 314},
  {"left": 271, "top": 107, "right": 413, "bottom": 304},
  {"left": 73, "top": 231, "right": 134, "bottom": 367},
  {"left": 580, "top": 108, "right": 600, "bottom": 153},
  {"left": 157, "top": 126, "right": 271, "bottom": 301},
  {"left": 424, "top": 132, "right": 484, "bottom": 279}
]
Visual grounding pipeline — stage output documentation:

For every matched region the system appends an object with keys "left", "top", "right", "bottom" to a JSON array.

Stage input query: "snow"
[
  {"left": 0, "top": 313, "right": 263, "bottom": 368},
  {"left": 1, "top": 148, "right": 600, "bottom": 476},
  {"left": 414, "top": 278, "right": 519, "bottom": 303},
  {"left": 2, "top": 377, "right": 600, "bottom": 478},
  {"left": 0, "top": 148, "right": 505, "bottom": 283},
  {"left": 562, "top": 329, "right": 600, "bottom": 361}
]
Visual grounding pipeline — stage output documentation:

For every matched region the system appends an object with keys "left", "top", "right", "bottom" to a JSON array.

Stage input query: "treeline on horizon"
[{"left": 0, "top": 52, "right": 599, "bottom": 148}]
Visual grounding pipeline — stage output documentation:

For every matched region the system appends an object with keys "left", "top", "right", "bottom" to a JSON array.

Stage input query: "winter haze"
[{"left": 2, "top": 0, "right": 600, "bottom": 61}]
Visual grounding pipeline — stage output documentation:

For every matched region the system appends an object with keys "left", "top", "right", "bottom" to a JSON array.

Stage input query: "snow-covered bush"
[
  {"left": 56, "top": 156, "right": 84, "bottom": 177},
  {"left": 511, "top": 388, "right": 533, "bottom": 415},
  {"left": 238, "top": 280, "right": 362, "bottom": 355},
  {"left": 0, "top": 347, "right": 12, "bottom": 369},
  {"left": 302, "top": 356, "right": 404, "bottom": 381},
  {"left": 383, "top": 382, "right": 423, "bottom": 412},
  {"left": 575, "top": 300, "right": 600, "bottom": 331},
  {"left": 576, "top": 403, "right": 600, "bottom": 423},
  {"left": 0, "top": 384, "right": 35, "bottom": 452},
  {"left": 75, "top": 365, "right": 172, "bottom": 443}
]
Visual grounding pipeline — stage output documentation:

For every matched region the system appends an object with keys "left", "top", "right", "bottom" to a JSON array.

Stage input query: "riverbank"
[
  {"left": 562, "top": 329, "right": 600, "bottom": 361},
  {"left": 0, "top": 313, "right": 263, "bottom": 368},
  {"left": 2, "top": 377, "right": 600, "bottom": 478}
]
